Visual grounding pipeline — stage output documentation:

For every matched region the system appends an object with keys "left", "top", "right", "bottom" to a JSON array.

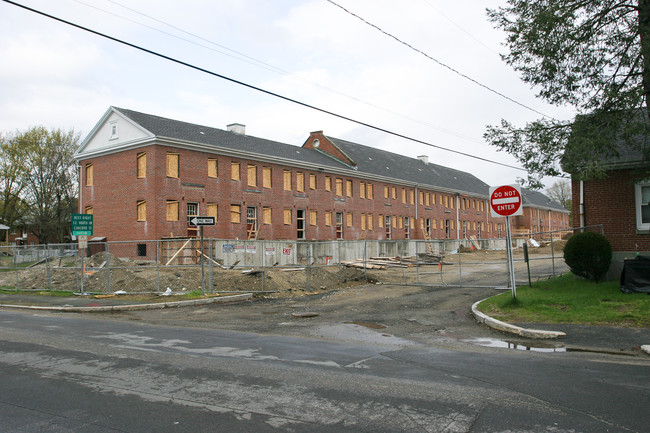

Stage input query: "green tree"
[
  {"left": 6, "top": 126, "right": 80, "bottom": 244},
  {"left": 0, "top": 132, "right": 29, "bottom": 230},
  {"left": 484, "top": 0, "right": 650, "bottom": 188}
]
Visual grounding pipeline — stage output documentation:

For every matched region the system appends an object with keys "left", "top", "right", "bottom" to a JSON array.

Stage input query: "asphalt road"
[{"left": 1, "top": 297, "right": 649, "bottom": 432}]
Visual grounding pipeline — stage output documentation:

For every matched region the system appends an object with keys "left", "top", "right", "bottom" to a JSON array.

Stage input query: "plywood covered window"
[
  {"left": 425, "top": 193, "right": 430, "bottom": 206},
  {"left": 283, "top": 170, "right": 292, "bottom": 190},
  {"left": 410, "top": 190, "right": 415, "bottom": 205},
  {"left": 309, "top": 174, "right": 317, "bottom": 190},
  {"left": 231, "top": 162, "right": 240, "bottom": 180},
  {"left": 379, "top": 214, "right": 384, "bottom": 228},
  {"left": 384, "top": 186, "right": 389, "bottom": 199},
  {"left": 346, "top": 213, "right": 353, "bottom": 227},
  {"left": 207, "top": 203, "right": 218, "bottom": 221},
  {"left": 325, "top": 211, "right": 332, "bottom": 226},
  {"left": 85, "top": 163, "right": 94, "bottom": 186},
  {"left": 230, "top": 205, "right": 241, "bottom": 223},
  {"left": 392, "top": 215, "right": 398, "bottom": 228},
  {"left": 262, "top": 167, "right": 272, "bottom": 188},
  {"left": 247, "top": 164, "right": 257, "bottom": 187},
  {"left": 391, "top": 187, "right": 396, "bottom": 200},
  {"left": 325, "top": 176, "right": 332, "bottom": 191},
  {"left": 166, "top": 200, "right": 179, "bottom": 221},
  {"left": 360, "top": 182, "right": 366, "bottom": 199},
  {"left": 419, "top": 191, "right": 424, "bottom": 205},
  {"left": 367, "top": 214, "right": 373, "bottom": 231},
  {"left": 401, "top": 189, "right": 407, "bottom": 204},
  {"left": 296, "top": 172, "right": 305, "bottom": 192},
  {"left": 136, "top": 200, "right": 146, "bottom": 221},
  {"left": 208, "top": 159, "right": 218, "bottom": 178},
  {"left": 309, "top": 210, "right": 317, "bottom": 226},
  {"left": 263, "top": 207, "right": 272, "bottom": 224},
  {"left": 335, "top": 178, "right": 343, "bottom": 196},
  {"left": 85, "top": 206, "right": 93, "bottom": 215},
  {"left": 361, "top": 213, "right": 366, "bottom": 230},
  {"left": 346, "top": 180, "right": 352, "bottom": 197},
  {"left": 283, "top": 209, "right": 292, "bottom": 225},
  {"left": 137, "top": 153, "right": 146, "bottom": 178},
  {"left": 367, "top": 183, "right": 373, "bottom": 200},
  {"left": 166, "top": 153, "right": 179, "bottom": 178}
]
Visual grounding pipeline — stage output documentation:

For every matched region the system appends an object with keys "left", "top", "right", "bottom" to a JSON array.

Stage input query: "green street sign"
[{"left": 72, "top": 213, "right": 93, "bottom": 236}]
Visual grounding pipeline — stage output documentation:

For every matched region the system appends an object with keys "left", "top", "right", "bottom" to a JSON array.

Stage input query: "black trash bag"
[{"left": 620, "top": 256, "right": 650, "bottom": 293}]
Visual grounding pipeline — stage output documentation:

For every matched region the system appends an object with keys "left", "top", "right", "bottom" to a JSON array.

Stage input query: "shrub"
[{"left": 563, "top": 231, "right": 612, "bottom": 282}]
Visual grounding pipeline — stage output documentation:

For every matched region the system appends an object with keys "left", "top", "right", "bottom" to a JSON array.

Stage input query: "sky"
[{"left": 0, "top": 0, "right": 575, "bottom": 189}]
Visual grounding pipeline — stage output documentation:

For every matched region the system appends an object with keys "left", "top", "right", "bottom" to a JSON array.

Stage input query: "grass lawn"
[{"left": 477, "top": 273, "right": 650, "bottom": 327}]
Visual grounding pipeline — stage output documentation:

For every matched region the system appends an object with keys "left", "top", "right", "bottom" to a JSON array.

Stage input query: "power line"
[
  {"left": 326, "top": 0, "right": 553, "bottom": 119},
  {"left": 74, "top": 0, "right": 485, "bottom": 145},
  {"left": 2, "top": 0, "right": 525, "bottom": 171}
]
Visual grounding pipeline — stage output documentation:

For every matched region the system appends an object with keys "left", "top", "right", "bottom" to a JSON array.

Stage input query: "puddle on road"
[{"left": 466, "top": 338, "right": 567, "bottom": 353}]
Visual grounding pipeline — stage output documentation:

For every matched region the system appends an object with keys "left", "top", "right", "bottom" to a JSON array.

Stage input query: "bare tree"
[{"left": 546, "top": 179, "right": 572, "bottom": 211}]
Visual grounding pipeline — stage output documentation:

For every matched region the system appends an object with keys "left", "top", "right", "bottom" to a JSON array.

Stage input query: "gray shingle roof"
[
  {"left": 115, "top": 107, "right": 341, "bottom": 168},
  {"left": 113, "top": 107, "right": 566, "bottom": 210},
  {"left": 520, "top": 188, "right": 567, "bottom": 212},
  {"left": 327, "top": 136, "right": 490, "bottom": 196}
]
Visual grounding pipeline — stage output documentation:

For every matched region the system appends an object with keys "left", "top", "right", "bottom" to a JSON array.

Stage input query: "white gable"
[{"left": 75, "top": 107, "right": 154, "bottom": 158}]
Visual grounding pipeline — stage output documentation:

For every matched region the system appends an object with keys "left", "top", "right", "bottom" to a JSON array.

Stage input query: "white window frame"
[
  {"left": 635, "top": 181, "right": 650, "bottom": 230},
  {"left": 109, "top": 120, "right": 119, "bottom": 140}
]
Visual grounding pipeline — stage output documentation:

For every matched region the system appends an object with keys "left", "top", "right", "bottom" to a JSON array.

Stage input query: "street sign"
[
  {"left": 71, "top": 213, "right": 93, "bottom": 236},
  {"left": 189, "top": 216, "right": 215, "bottom": 226},
  {"left": 489, "top": 184, "right": 523, "bottom": 218}
]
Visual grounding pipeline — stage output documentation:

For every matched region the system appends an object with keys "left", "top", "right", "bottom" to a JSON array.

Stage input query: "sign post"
[
  {"left": 489, "top": 185, "right": 523, "bottom": 299},
  {"left": 190, "top": 216, "right": 216, "bottom": 295},
  {"left": 72, "top": 214, "right": 93, "bottom": 295}
]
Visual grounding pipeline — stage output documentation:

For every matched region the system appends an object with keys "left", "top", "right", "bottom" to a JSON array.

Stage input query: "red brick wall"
[
  {"left": 80, "top": 142, "right": 568, "bottom": 242},
  {"left": 572, "top": 169, "right": 650, "bottom": 252}
]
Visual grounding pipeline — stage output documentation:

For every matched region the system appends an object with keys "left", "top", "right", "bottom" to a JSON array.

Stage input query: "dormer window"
[{"left": 109, "top": 120, "right": 119, "bottom": 140}]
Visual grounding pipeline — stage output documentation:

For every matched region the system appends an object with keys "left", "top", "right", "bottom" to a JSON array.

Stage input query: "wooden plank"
[{"left": 164, "top": 238, "right": 192, "bottom": 266}]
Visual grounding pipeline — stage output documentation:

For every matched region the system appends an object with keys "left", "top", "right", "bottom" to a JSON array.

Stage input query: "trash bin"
[{"left": 620, "top": 256, "right": 650, "bottom": 293}]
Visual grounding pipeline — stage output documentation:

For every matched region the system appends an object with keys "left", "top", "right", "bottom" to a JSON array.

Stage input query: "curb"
[
  {"left": 0, "top": 293, "right": 253, "bottom": 313},
  {"left": 471, "top": 299, "right": 566, "bottom": 339}
]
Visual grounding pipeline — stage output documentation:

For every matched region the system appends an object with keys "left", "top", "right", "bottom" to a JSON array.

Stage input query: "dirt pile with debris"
[{"left": 0, "top": 251, "right": 368, "bottom": 295}]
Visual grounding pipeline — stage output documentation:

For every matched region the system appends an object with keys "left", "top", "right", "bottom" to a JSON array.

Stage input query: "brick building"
[
  {"left": 569, "top": 143, "right": 650, "bottom": 278},
  {"left": 74, "top": 107, "right": 569, "bottom": 245}
]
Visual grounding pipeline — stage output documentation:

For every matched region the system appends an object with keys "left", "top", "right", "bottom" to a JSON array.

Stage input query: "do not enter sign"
[{"left": 490, "top": 184, "right": 523, "bottom": 218}]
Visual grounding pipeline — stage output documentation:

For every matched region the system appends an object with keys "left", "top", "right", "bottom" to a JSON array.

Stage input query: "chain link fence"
[{"left": 0, "top": 226, "right": 598, "bottom": 295}]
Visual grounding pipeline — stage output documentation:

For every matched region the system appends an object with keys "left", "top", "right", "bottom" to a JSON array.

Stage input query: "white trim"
[{"left": 635, "top": 181, "right": 650, "bottom": 230}]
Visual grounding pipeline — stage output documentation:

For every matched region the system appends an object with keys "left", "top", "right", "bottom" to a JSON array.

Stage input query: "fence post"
[
  {"left": 209, "top": 239, "right": 213, "bottom": 294},
  {"left": 45, "top": 244, "right": 52, "bottom": 291},
  {"left": 306, "top": 242, "right": 311, "bottom": 292},
  {"left": 550, "top": 234, "right": 556, "bottom": 279},
  {"left": 363, "top": 239, "right": 367, "bottom": 281},
  {"left": 105, "top": 242, "right": 111, "bottom": 294},
  {"left": 261, "top": 239, "right": 265, "bottom": 293},
  {"left": 458, "top": 243, "right": 463, "bottom": 287},
  {"left": 156, "top": 240, "right": 160, "bottom": 294}
]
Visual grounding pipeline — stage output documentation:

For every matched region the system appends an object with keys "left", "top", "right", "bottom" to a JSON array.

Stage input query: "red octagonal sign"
[{"left": 490, "top": 184, "right": 523, "bottom": 217}]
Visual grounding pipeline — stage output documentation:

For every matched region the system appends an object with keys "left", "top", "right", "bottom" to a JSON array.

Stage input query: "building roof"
[
  {"left": 111, "top": 107, "right": 490, "bottom": 196},
  {"left": 326, "top": 136, "right": 490, "bottom": 196},
  {"left": 520, "top": 188, "right": 567, "bottom": 212},
  {"left": 77, "top": 106, "right": 567, "bottom": 211},
  {"left": 113, "top": 107, "right": 342, "bottom": 169}
]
